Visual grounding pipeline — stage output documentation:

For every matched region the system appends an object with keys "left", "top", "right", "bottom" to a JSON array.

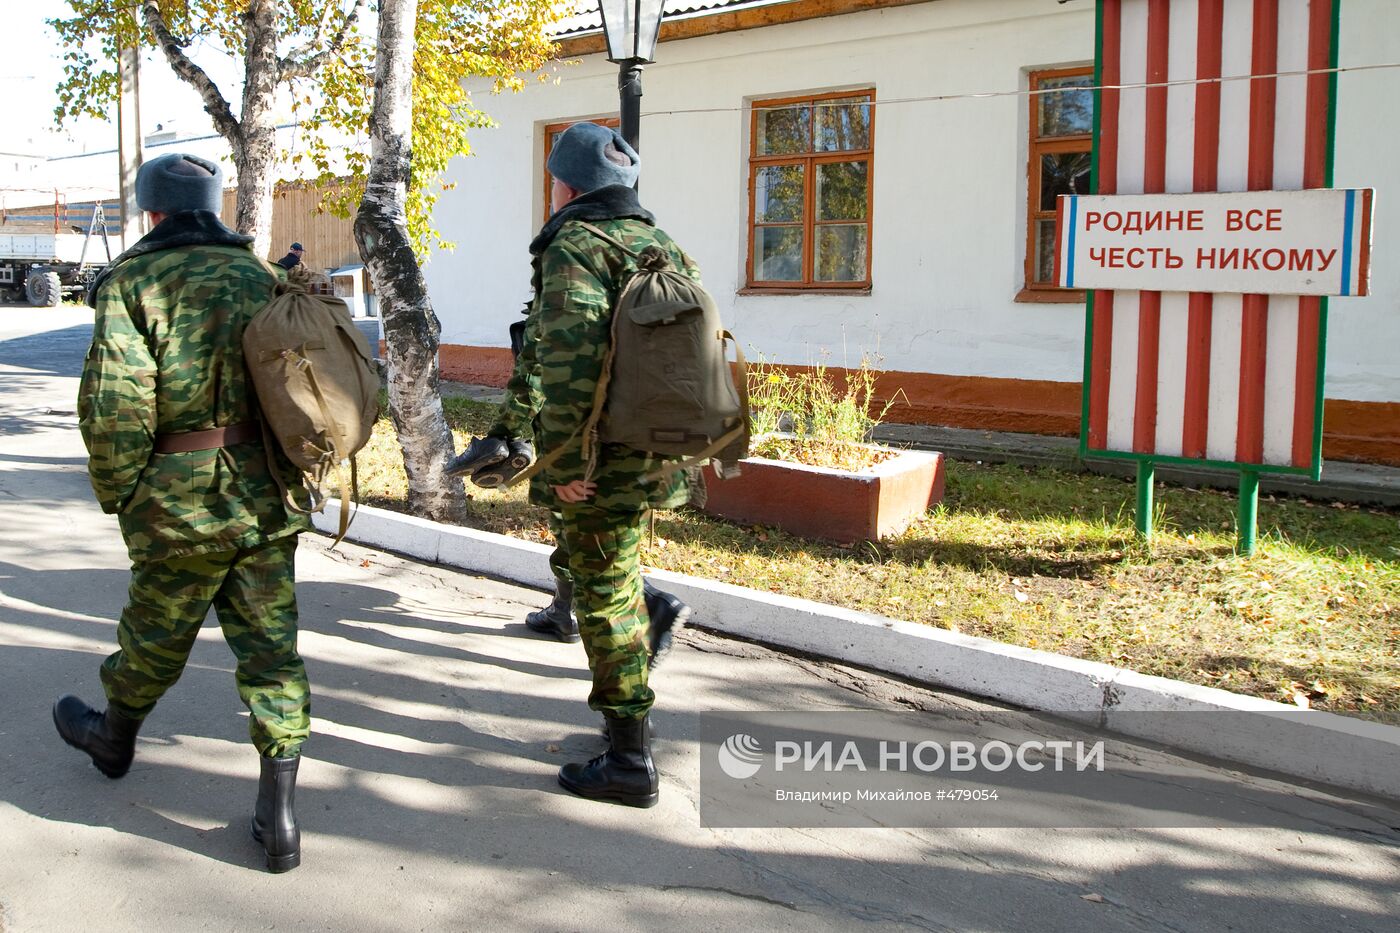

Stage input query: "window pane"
[
  {"left": 814, "top": 224, "right": 868, "bottom": 282},
  {"left": 816, "top": 161, "right": 867, "bottom": 221},
  {"left": 546, "top": 130, "right": 565, "bottom": 182},
  {"left": 1034, "top": 219, "right": 1058, "bottom": 284},
  {"left": 755, "top": 227, "right": 805, "bottom": 281},
  {"left": 755, "top": 164, "right": 806, "bottom": 223},
  {"left": 814, "top": 97, "right": 872, "bottom": 151},
  {"left": 1037, "top": 74, "right": 1093, "bottom": 137},
  {"left": 756, "top": 104, "right": 811, "bottom": 155},
  {"left": 1039, "top": 151, "right": 1092, "bottom": 211}
]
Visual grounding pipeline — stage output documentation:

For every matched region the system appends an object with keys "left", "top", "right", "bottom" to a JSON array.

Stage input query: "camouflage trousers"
[
  {"left": 100, "top": 534, "right": 309, "bottom": 758},
  {"left": 545, "top": 511, "right": 572, "bottom": 585},
  {"left": 556, "top": 505, "right": 652, "bottom": 721}
]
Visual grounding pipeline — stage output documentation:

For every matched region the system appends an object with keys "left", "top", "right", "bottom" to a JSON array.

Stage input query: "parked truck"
[{"left": 0, "top": 198, "right": 116, "bottom": 307}]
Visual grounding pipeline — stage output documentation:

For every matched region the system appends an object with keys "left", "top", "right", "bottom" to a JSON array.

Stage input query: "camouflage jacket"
[
  {"left": 490, "top": 185, "right": 692, "bottom": 512},
  {"left": 80, "top": 211, "right": 310, "bottom": 560}
]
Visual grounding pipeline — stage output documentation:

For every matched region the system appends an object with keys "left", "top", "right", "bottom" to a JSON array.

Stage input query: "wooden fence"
[
  {"left": 222, "top": 181, "right": 361, "bottom": 273},
  {"left": 0, "top": 196, "right": 122, "bottom": 234}
]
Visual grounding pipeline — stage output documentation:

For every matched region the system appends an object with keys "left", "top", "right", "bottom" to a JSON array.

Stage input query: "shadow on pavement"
[
  {"left": 0, "top": 322, "right": 93, "bottom": 378},
  {"left": 2, "top": 555, "right": 1399, "bottom": 930}
]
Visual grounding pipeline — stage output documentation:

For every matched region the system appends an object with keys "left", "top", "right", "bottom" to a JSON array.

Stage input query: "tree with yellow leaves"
[{"left": 49, "top": 0, "right": 571, "bottom": 520}]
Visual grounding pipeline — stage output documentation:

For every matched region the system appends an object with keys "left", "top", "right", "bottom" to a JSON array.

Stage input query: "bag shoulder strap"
[
  {"left": 575, "top": 221, "right": 642, "bottom": 259},
  {"left": 502, "top": 424, "right": 581, "bottom": 489}
]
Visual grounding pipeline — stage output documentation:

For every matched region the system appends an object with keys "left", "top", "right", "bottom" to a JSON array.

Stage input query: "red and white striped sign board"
[{"left": 1079, "top": 0, "right": 1345, "bottom": 475}]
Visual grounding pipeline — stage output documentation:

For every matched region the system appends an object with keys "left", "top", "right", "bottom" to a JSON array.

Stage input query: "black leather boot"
[
  {"left": 643, "top": 581, "right": 691, "bottom": 670},
  {"left": 526, "top": 577, "right": 579, "bottom": 642},
  {"left": 559, "top": 715, "right": 658, "bottom": 808},
  {"left": 471, "top": 438, "right": 534, "bottom": 488},
  {"left": 52, "top": 695, "right": 141, "bottom": 779},
  {"left": 251, "top": 754, "right": 301, "bottom": 873},
  {"left": 446, "top": 435, "right": 509, "bottom": 478}
]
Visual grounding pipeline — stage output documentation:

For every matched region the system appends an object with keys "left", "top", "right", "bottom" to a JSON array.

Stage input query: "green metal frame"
[
  {"left": 1080, "top": 0, "right": 1104, "bottom": 474},
  {"left": 1079, "top": 0, "right": 1342, "bottom": 552}
]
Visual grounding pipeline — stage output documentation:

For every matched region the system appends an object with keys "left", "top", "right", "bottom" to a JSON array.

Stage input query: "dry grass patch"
[{"left": 357, "top": 395, "right": 1400, "bottom": 715}]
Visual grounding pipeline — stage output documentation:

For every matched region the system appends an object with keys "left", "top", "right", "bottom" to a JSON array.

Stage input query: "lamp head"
[{"left": 598, "top": 0, "right": 665, "bottom": 64}]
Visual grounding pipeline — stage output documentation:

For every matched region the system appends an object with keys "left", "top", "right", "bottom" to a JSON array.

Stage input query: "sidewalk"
[{"left": 4, "top": 313, "right": 1400, "bottom": 932}]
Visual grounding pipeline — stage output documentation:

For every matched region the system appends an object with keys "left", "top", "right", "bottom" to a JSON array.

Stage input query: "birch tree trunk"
[
  {"left": 234, "top": 0, "right": 280, "bottom": 258},
  {"left": 355, "top": 0, "right": 468, "bottom": 522}
]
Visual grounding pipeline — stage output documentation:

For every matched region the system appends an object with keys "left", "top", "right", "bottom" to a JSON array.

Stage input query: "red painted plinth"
[{"left": 701, "top": 447, "right": 945, "bottom": 544}]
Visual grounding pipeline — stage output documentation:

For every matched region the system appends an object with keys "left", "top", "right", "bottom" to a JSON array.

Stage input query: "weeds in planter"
[{"left": 746, "top": 354, "right": 905, "bottom": 471}]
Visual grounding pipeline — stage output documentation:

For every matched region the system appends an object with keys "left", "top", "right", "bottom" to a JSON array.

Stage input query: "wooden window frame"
[
  {"left": 542, "top": 117, "right": 620, "bottom": 224},
  {"left": 1020, "top": 66, "right": 1092, "bottom": 303},
  {"left": 746, "top": 89, "right": 875, "bottom": 292}
]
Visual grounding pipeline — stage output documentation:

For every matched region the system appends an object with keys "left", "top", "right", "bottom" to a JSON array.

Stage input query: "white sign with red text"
[{"left": 1056, "top": 189, "right": 1373, "bottom": 296}]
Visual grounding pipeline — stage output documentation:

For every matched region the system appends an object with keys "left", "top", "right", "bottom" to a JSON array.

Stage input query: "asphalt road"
[{"left": 2, "top": 307, "right": 1398, "bottom": 933}]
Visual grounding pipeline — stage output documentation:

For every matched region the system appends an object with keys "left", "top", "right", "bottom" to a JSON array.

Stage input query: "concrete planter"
[{"left": 701, "top": 441, "right": 946, "bottom": 543}]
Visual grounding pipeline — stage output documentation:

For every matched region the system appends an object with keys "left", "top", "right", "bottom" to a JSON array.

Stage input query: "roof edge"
[{"left": 556, "top": 0, "right": 941, "bottom": 57}]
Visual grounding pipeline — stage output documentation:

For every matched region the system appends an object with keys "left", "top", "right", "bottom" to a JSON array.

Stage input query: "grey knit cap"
[
  {"left": 546, "top": 123, "right": 639, "bottom": 193},
  {"left": 135, "top": 153, "right": 223, "bottom": 215}
]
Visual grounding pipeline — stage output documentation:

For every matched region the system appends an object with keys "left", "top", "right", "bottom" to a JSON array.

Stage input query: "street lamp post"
[{"left": 598, "top": 0, "right": 665, "bottom": 152}]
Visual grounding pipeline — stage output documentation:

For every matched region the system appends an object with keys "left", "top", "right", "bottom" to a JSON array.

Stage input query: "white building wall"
[
  {"left": 1329, "top": 1, "right": 1399, "bottom": 403},
  {"left": 425, "top": 0, "right": 1399, "bottom": 405}
]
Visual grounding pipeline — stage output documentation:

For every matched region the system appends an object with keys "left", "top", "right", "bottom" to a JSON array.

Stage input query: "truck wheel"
[{"left": 26, "top": 270, "right": 62, "bottom": 307}]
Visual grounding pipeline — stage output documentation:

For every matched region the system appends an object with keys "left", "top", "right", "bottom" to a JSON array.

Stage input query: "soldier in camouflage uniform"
[
  {"left": 450, "top": 123, "right": 696, "bottom": 807},
  {"left": 455, "top": 313, "right": 691, "bottom": 662},
  {"left": 52, "top": 153, "right": 309, "bottom": 872}
]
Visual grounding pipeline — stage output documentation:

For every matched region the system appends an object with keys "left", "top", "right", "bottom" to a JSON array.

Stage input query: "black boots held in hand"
[
  {"left": 52, "top": 695, "right": 141, "bottom": 779},
  {"left": 558, "top": 715, "right": 658, "bottom": 808},
  {"left": 447, "top": 435, "right": 534, "bottom": 488},
  {"left": 251, "top": 754, "right": 301, "bottom": 873}
]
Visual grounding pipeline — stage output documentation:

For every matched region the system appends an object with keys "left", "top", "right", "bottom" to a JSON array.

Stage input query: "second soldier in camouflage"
[
  {"left": 52, "top": 153, "right": 310, "bottom": 872},
  {"left": 481, "top": 123, "right": 698, "bottom": 807}
]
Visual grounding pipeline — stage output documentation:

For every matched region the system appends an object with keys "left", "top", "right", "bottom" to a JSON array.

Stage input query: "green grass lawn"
[{"left": 355, "top": 396, "right": 1400, "bottom": 716}]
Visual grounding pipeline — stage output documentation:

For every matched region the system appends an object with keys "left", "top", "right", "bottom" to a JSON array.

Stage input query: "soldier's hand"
[
  {"left": 446, "top": 436, "right": 508, "bottom": 478},
  {"left": 552, "top": 480, "right": 596, "bottom": 503}
]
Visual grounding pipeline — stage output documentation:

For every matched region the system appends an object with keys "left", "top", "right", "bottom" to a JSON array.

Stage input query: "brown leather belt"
[{"left": 153, "top": 421, "right": 261, "bottom": 454}]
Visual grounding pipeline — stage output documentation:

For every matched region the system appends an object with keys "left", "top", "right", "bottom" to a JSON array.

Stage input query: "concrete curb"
[{"left": 315, "top": 502, "right": 1400, "bottom": 800}]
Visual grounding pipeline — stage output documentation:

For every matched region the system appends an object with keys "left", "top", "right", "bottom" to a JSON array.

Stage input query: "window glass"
[
  {"left": 814, "top": 97, "right": 872, "bottom": 152},
  {"left": 755, "top": 227, "right": 805, "bottom": 281},
  {"left": 1033, "top": 219, "right": 1058, "bottom": 284},
  {"left": 1038, "top": 74, "right": 1094, "bottom": 137},
  {"left": 814, "top": 225, "right": 868, "bottom": 282},
  {"left": 816, "top": 161, "right": 868, "bottom": 221},
  {"left": 755, "top": 164, "right": 806, "bottom": 223},
  {"left": 1038, "top": 152, "right": 1092, "bottom": 211},
  {"left": 756, "top": 105, "right": 811, "bottom": 156}
]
